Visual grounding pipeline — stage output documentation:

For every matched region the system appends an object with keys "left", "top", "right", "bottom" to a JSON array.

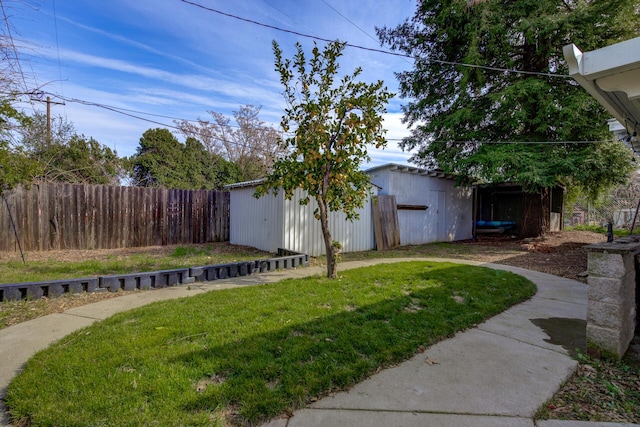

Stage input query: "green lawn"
[
  {"left": 566, "top": 224, "right": 630, "bottom": 237},
  {"left": 6, "top": 261, "right": 536, "bottom": 426},
  {"left": 0, "top": 244, "right": 268, "bottom": 284}
]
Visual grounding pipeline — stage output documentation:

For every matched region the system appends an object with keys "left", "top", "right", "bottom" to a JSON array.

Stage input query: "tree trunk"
[
  {"left": 520, "top": 188, "right": 550, "bottom": 238},
  {"left": 317, "top": 197, "right": 337, "bottom": 278}
]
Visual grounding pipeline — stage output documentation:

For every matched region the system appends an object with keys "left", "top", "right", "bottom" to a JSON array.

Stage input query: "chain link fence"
[
  {"left": 567, "top": 198, "right": 639, "bottom": 230},
  {"left": 566, "top": 173, "right": 640, "bottom": 231}
]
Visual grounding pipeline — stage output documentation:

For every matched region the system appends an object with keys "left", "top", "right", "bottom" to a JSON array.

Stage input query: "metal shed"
[
  {"left": 226, "top": 180, "right": 376, "bottom": 256},
  {"left": 366, "top": 164, "right": 474, "bottom": 245}
]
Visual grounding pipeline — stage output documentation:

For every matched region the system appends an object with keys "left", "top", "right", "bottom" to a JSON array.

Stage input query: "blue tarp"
[{"left": 476, "top": 220, "right": 516, "bottom": 230}]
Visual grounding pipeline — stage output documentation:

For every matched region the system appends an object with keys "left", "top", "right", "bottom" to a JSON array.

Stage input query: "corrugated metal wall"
[
  {"left": 230, "top": 186, "right": 376, "bottom": 256},
  {"left": 281, "top": 188, "right": 376, "bottom": 256},
  {"left": 368, "top": 166, "right": 473, "bottom": 244},
  {"left": 229, "top": 186, "right": 284, "bottom": 253}
]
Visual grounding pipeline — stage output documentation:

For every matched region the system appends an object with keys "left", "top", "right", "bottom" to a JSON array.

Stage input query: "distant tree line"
[
  {"left": 0, "top": 19, "right": 282, "bottom": 193},
  {"left": 1, "top": 99, "right": 283, "bottom": 192}
]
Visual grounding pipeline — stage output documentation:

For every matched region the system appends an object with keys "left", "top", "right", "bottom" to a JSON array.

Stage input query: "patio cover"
[{"left": 563, "top": 37, "right": 640, "bottom": 154}]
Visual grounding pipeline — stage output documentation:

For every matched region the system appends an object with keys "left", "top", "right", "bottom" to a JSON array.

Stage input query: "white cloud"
[
  {"left": 364, "top": 112, "right": 416, "bottom": 167},
  {"left": 13, "top": 0, "right": 419, "bottom": 164}
]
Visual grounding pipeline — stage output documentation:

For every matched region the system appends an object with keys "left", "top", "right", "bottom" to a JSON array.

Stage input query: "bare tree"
[
  {"left": 175, "top": 105, "right": 286, "bottom": 181},
  {"left": 0, "top": 1, "right": 20, "bottom": 95}
]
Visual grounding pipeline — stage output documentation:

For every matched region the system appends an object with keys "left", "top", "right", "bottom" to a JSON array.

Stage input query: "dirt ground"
[
  {"left": 456, "top": 230, "right": 604, "bottom": 282},
  {"left": 0, "top": 241, "right": 263, "bottom": 263}
]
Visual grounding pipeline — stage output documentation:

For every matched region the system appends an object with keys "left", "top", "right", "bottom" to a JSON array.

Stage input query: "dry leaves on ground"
[{"left": 544, "top": 346, "right": 640, "bottom": 424}]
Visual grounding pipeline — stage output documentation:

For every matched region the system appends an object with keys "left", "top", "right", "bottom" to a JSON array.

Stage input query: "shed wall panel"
[
  {"left": 230, "top": 186, "right": 375, "bottom": 256},
  {"left": 229, "top": 187, "right": 283, "bottom": 253},
  {"left": 368, "top": 167, "right": 473, "bottom": 244},
  {"left": 282, "top": 188, "right": 375, "bottom": 256}
]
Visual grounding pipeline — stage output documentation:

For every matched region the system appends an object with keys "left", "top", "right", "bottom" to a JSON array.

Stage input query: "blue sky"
[{"left": 9, "top": 0, "right": 419, "bottom": 167}]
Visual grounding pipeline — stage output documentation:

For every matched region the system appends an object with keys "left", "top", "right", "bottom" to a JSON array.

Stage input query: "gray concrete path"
[{"left": 0, "top": 259, "right": 637, "bottom": 427}]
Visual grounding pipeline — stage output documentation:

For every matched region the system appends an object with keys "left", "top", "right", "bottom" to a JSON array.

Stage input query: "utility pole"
[{"left": 30, "top": 96, "right": 65, "bottom": 144}]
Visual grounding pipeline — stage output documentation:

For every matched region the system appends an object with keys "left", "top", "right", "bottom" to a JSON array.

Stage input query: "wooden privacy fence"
[{"left": 0, "top": 183, "right": 230, "bottom": 252}]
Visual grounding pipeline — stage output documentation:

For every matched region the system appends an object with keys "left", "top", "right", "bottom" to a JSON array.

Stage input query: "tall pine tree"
[{"left": 378, "top": 0, "right": 639, "bottom": 236}]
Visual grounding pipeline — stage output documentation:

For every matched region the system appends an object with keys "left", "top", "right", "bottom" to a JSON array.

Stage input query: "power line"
[
  {"left": 46, "top": 94, "right": 200, "bottom": 123},
  {"left": 320, "top": 0, "right": 379, "bottom": 46},
  {"left": 438, "top": 140, "right": 608, "bottom": 144},
  {"left": 51, "top": 0, "right": 66, "bottom": 107},
  {"left": 11, "top": 90, "right": 609, "bottom": 147},
  {"left": 384, "top": 137, "right": 611, "bottom": 144},
  {"left": 12, "top": 90, "right": 277, "bottom": 131},
  {"left": 20, "top": 92, "right": 610, "bottom": 147},
  {"left": 178, "top": 0, "right": 570, "bottom": 79},
  {"left": 34, "top": 93, "right": 288, "bottom": 157},
  {"left": 53, "top": 95, "right": 183, "bottom": 130},
  {"left": 0, "top": 0, "right": 36, "bottom": 113}
]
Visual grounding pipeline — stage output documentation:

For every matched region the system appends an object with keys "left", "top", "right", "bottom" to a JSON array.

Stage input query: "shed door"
[{"left": 431, "top": 190, "right": 447, "bottom": 241}]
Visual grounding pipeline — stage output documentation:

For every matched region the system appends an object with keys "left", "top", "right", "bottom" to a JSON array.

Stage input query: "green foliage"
[
  {"left": 20, "top": 111, "right": 74, "bottom": 150},
  {"left": 378, "top": 0, "right": 639, "bottom": 196},
  {"left": 130, "top": 128, "right": 241, "bottom": 189},
  {"left": 566, "top": 224, "right": 629, "bottom": 237},
  {"left": 5, "top": 261, "right": 535, "bottom": 426},
  {"left": 256, "top": 41, "right": 393, "bottom": 277},
  {"left": 0, "top": 142, "right": 40, "bottom": 193},
  {"left": 569, "top": 140, "right": 637, "bottom": 200},
  {"left": 40, "top": 134, "right": 121, "bottom": 184},
  {"left": 20, "top": 112, "right": 122, "bottom": 185},
  {"left": 0, "top": 99, "right": 39, "bottom": 191}
]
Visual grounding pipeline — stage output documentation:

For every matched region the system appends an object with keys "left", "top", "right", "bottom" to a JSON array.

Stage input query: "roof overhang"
[
  {"left": 364, "top": 163, "right": 454, "bottom": 179},
  {"left": 563, "top": 37, "right": 640, "bottom": 154}
]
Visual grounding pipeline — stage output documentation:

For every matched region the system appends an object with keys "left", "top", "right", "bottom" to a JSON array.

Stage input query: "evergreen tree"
[
  {"left": 131, "top": 128, "right": 240, "bottom": 189},
  {"left": 378, "top": 0, "right": 639, "bottom": 236}
]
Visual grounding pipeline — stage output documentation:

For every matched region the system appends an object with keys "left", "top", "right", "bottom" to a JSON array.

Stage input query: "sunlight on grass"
[
  {"left": 6, "top": 261, "right": 535, "bottom": 426},
  {"left": 0, "top": 245, "right": 268, "bottom": 284},
  {"left": 566, "top": 224, "right": 629, "bottom": 237}
]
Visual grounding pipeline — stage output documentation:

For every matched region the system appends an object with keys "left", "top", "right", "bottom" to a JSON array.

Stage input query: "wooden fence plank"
[
  {"left": 99, "top": 185, "right": 105, "bottom": 249},
  {"left": 39, "top": 184, "right": 48, "bottom": 251},
  {"left": 76, "top": 184, "right": 86, "bottom": 249},
  {"left": 0, "top": 194, "right": 8, "bottom": 250},
  {"left": 33, "top": 184, "right": 39, "bottom": 251},
  {"left": 0, "top": 184, "right": 230, "bottom": 251},
  {"left": 372, "top": 195, "right": 401, "bottom": 251},
  {"left": 16, "top": 186, "right": 27, "bottom": 249},
  {"left": 88, "top": 185, "right": 97, "bottom": 250}
]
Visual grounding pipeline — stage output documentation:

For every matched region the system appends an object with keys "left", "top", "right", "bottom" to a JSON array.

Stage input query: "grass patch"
[
  {"left": 0, "top": 244, "right": 268, "bottom": 285},
  {"left": 566, "top": 224, "right": 629, "bottom": 237},
  {"left": 6, "top": 261, "right": 536, "bottom": 426}
]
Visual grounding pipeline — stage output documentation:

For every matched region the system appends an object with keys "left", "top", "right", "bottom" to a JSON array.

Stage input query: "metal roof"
[
  {"left": 225, "top": 163, "right": 454, "bottom": 190},
  {"left": 223, "top": 178, "right": 266, "bottom": 190},
  {"left": 364, "top": 163, "right": 454, "bottom": 179},
  {"left": 563, "top": 37, "right": 640, "bottom": 154}
]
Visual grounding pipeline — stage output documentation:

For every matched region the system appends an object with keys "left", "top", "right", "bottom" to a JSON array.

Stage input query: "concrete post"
[{"left": 586, "top": 238, "right": 639, "bottom": 358}]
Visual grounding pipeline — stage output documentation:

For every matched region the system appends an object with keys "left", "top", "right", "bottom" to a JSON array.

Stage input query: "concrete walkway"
[{"left": 0, "top": 259, "right": 638, "bottom": 427}]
